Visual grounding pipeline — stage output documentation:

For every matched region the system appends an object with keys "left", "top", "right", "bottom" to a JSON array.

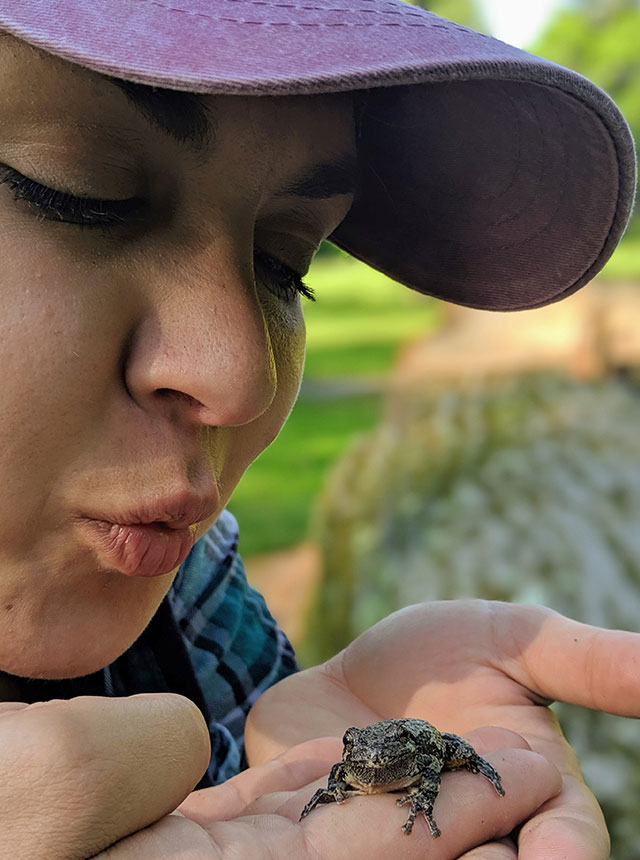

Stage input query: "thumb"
[
  {"left": 496, "top": 604, "right": 640, "bottom": 716},
  {"left": 0, "top": 693, "right": 210, "bottom": 860}
]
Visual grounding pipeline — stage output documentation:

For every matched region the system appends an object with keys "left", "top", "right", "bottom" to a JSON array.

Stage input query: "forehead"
[{"left": 0, "top": 33, "right": 356, "bottom": 171}]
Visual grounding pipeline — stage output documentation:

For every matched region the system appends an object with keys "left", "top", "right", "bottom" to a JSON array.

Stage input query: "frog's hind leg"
[
  {"left": 441, "top": 733, "right": 505, "bottom": 796},
  {"left": 396, "top": 768, "right": 442, "bottom": 837}
]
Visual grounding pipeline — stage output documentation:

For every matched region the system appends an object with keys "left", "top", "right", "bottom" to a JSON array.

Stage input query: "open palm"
[
  {"left": 165, "top": 730, "right": 559, "bottom": 860},
  {"left": 245, "top": 600, "right": 640, "bottom": 859}
]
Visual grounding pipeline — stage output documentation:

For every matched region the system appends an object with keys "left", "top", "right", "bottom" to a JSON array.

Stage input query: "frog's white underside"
[{"left": 344, "top": 772, "right": 419, "bottom": 794}]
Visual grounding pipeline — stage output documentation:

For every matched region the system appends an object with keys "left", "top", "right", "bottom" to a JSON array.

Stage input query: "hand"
[
  {"left": 245, "top": 600, "right": 640, "bottom": 858},
  {"left": 0, "top": 694, "right": 210, "bottom": 860},
  {"left": 94, "top": 730, "right": 561, "bottom": 858},
  {"left": 0, "top": 689, "right": 558, "bottom": 860}
]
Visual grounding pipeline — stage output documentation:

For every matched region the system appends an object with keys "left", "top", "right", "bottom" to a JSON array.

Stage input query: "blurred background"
[{"left": 230, "top": 2, "right": 640, "bottom": 855}]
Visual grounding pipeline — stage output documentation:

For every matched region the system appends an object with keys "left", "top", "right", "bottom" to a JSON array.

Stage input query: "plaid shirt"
[
  {"left": 166, "top": 510, "right": 299, "bottom": 783},
  {"left": 11, "top": 510, "right": 298, "bottom": 786}
]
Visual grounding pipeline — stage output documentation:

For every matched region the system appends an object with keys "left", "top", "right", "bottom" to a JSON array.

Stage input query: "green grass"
[
  {"left": 228, "top": 254, "right": 442, "bottom": 556},
  {"left": 229, "top": 394, "right": 382, "bottom": 556},
  {"left": 300, "top": 255, "right": 443, "bottom": 378},
  {"left": 599, "top": 234, "right": 640, "bottom": 281}
]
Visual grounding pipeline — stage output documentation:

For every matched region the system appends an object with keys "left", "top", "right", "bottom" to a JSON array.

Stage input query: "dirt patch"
[
  {"left": 244, "top": 542, "right": 321, "bottom": 648},
  {"left": 393, "top": 281, "right": 640, "bottom": 388}
]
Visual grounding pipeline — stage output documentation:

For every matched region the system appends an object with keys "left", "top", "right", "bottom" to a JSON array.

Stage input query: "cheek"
[
  {"left": 0, "top": 235, "right": 130, "bottom": 530},
  {"left": 269, "top": 302, "right": 307, "bottom": 412},
  {"left": 0, "top": 232, "right": 125, "bottom": 394}
]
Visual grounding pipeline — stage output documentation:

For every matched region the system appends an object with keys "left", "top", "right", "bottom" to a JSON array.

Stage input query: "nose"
[{"left": 124, "top": 241, "right": 277, "bottom": 427}]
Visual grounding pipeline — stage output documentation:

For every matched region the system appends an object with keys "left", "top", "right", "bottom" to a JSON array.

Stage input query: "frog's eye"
[
  {"left": 342, "top": 728, "right": 357, "bottom": 747},
  {"left": 395, "top": 724, "right": 419, "bottom": 747},
  {"left": 390, "top": 722, "right": 409, "bottom": 738}
]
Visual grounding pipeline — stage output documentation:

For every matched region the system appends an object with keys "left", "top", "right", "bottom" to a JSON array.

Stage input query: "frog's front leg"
[
  {"left": 441, "top": 732, "right": 505, "bottom": 796},
  {"left": 395, "top": 761, "right": 442, "bottom": 836},
  {"left": 299, "top": 762, "right": 357, "bottom": 821}
]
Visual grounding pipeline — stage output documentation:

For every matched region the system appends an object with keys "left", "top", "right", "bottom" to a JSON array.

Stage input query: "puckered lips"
[{"left": 75, "top": 495, "right": 218, "bottom": 578}]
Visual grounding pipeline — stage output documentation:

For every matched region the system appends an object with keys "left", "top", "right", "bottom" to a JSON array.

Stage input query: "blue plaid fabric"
[{"left": 166, "top": 509, "right": 298, "bottom": 783}]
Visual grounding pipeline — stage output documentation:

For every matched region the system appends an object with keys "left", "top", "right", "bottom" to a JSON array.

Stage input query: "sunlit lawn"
[{"left": 228, "top": 252, "right": 442, "bottom": 556}]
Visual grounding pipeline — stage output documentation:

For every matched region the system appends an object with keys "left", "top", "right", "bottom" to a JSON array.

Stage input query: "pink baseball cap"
[{"left": 0, "top": 0, "right": 636, "bottom": 310}]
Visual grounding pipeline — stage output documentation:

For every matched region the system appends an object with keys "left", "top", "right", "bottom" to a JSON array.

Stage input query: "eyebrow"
[
  {"left": 108, "top": 78, "right": 357, "bottom": 198},
  {"left": 108, "top": 78, "right": 214, "bottom": 153}
]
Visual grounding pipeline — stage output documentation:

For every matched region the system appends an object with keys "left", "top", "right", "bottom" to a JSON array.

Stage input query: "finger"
[
  {"left": 463, "top": 727, "right": 531, "bottom": 754},
  {"left": 178, "top": 737, "right": 343, "bottom": 822},
  {"left": 96, "top": 751, "right": 559, "bottom": 860},
  {"left": 0, "top": 693, "right": 210, "bottom": 860},
  {"left": 0, "top": 702, "right": 28, "bottom": 714},
  {"left": 85, "top": 813, "right": 220, "bottom": 859},
  {"left": 232, "top": 728, "right": 532, "bottom": 821},
  {"left": 496, "top": 604, "right": 640, "bottom": 716},
  {"left": 471, "top": 708, "right": 611, "bottom": 859},
  {"left": 458, "top": 837, "right": 517, "bottom": 859},
  {"left": 464, "top": 701, "right": 584, "bottom": 782},
  {"left": 246, "top": 748, "right": 560, "bottom": 845},
  {"left": 517, "top": 773, "right": 610, "bottom": 860}
]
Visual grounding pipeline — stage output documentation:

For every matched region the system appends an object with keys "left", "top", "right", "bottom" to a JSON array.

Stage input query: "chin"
[
  {"left": 2, "top": 625, "right": 139, "bottom": 680},
  {"left": 1, "top": 586, "right": 168, "bottom": 681}
]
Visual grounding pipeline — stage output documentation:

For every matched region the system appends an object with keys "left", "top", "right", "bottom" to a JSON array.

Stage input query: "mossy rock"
[{"left": 305, "top": 373, "right": 640, "bottom": 858}]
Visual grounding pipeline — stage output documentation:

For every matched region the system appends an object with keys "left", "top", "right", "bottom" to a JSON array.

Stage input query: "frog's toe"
[
  {"left": 401, "top": 807, "right": 441, "bottom": 837},
  {"left": 299, "top": 788, "right": 337, "bottom": 821},
  {"left": 424, "top": 816, "right": 441, "bottom": 838},
  {"left": 396, "top": 792, "right": 414, "bottom": 808}
]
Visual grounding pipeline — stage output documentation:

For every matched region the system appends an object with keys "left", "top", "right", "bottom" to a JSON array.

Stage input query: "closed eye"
[
  {"left": 0, "top": 166, "right": 144, "bottom": 227},
  {"left": 1, "top": 166, "right": 317, "bottom": 305}
]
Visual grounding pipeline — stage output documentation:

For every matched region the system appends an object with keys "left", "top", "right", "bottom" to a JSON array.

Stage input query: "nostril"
[{"left": 156, "top": 388, "right": 206, "bottom": 410}]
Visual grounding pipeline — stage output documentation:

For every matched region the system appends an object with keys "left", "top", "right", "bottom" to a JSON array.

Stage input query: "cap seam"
[
  {"left": 144, "top": 0, "right": 433, "bottom": 25},
  {"left": 125, "top": 0, "right": 483, "bottom": 32}
]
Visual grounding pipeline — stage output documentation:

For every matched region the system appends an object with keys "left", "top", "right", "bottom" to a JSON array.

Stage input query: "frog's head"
[{"left": 340, "top": 721, "right": 424, "bottom": 786}]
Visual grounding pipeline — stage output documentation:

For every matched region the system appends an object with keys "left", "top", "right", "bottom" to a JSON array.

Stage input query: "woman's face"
[{"left": 0, "top": 36, "right": 355, "bottom": 680}]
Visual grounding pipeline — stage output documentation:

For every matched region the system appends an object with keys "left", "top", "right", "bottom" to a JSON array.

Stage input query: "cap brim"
[{"left": 0, "top": 0, "right": 636, "bottom": 310}]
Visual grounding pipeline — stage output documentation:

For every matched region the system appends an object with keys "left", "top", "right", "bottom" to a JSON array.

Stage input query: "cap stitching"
[
  {"left": 141, "top": 0, "right": 449, "bottom": 27},
  {"left": 216, "top": 0, "right": 418, "bottom": 9}
]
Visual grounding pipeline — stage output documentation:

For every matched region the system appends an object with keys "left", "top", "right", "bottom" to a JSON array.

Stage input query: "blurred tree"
[{"left": 570, "top": 0, "right": 639, "bottom": 20}]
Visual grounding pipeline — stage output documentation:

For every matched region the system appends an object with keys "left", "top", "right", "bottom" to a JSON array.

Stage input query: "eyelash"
[
  {"left": 253, "top": 247, "right": 315, "bottom": 304},
  {"left": 0, "top": 165, "right": 142, "bottom": 227},
  {"left": 0, "top": 166, "right": 315, "bottom": 304}
]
